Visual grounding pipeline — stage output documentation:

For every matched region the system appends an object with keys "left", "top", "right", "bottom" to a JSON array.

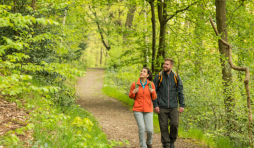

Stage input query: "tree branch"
[
  {"left": 227, "top": 0, "right": 245, "bottom": 26},
  {"left": 165, "top": 2, "right": 198, "bottom": 23},
  {"left": 89, "top": 6, "right": 111, "bottom": 51}
]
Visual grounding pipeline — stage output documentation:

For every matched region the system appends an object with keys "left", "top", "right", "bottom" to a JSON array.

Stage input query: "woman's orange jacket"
[{"left": 129, "top": 79, "right": 157, "bottom": 112}]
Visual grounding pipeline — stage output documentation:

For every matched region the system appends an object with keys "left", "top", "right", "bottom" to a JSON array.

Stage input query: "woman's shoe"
[{"left": 147, "top": 144, "right": 152, "bottom": 148}]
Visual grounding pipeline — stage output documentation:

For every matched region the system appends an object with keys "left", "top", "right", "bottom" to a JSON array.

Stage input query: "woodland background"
[{"left": 0, "top": 0, "right": 254, "bottom": 147}]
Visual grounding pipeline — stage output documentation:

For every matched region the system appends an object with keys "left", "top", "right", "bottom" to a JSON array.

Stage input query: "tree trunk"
[
  {"left": 63, "top": 10, "right": 67, "bottom": 26},
  {"left": 215, "top": 0, "right": 235, "bottom": 135},
  {"left": 211, "top": 17, "right": 253, "bottom": 146},
  {"left": 148, "top": 0, "right": 156, "bottom": 73},
  {"left": 194, "top": 4, "right": 204, "bottom": 74},
  {"left": 31, "top": 0, "right": 36, "bottom": 10},
  {"left": 123, "top": 4, "right": 136, "bottom": 40},
  {"left": 61, "top": 10, "right": 67, "bottom": 44},
  {"left": 155, "top": 0, "right": 168, "bottom": 73},
  {"left": 100, "top": 47, "right": 103, "bottom": 67},
  {"left": 13, "top": 0, "right": 16, "bottom": 13},
  {"left": 156, "top": 22, "right": 166, "bottom": 71},
  {"left": 105, "top": 50, "right": 107, "bottom": 66},
  {"left": 144, "top": 0, "right": 148, "bottom": 67},
  {"left": 89, "top": 6, "right": 111, "bottom": 51}
]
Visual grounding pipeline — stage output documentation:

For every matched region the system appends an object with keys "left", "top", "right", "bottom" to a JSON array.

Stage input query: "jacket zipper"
[
  {"left": 143, "top": 86, "right": 145, "bottom": 112},
  {"left": 168, "top": 77, "right": 170, "bottom": 108}
]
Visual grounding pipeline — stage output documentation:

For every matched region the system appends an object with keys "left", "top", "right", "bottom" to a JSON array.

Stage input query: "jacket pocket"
[{"left": 133, "top": 99, "right": 142, "bottom": 108}]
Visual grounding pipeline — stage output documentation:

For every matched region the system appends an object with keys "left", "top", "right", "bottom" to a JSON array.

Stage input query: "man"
[{"left": 153, "top": 58, "right": 185, "bottom": 148}]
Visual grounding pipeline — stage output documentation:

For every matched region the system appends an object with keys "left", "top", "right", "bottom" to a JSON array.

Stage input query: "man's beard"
[{"left": 163, "top": 67, "right": 171, "bottom": 72}]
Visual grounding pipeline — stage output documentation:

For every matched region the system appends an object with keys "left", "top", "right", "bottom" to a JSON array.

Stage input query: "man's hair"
[{"left": 164, "top": 58, "right": 174, "bottom": 65}]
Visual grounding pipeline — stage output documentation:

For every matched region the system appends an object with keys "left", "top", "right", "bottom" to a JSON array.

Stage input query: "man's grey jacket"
[{"left": 152, "top": 71, "right": 185, "bottom": 109}]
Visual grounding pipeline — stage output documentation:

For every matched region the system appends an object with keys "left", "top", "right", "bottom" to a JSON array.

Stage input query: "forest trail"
[{"left": 76, "top": 68, "right": 204, "bottom": 148}]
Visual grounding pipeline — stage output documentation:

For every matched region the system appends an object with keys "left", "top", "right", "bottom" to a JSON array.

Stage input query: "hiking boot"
[
  {"left": 170, "top": 143, "right": 175, "bottom": 148},
  {"left": 147, "top": 144, "right": 152, "bottom": 148}
]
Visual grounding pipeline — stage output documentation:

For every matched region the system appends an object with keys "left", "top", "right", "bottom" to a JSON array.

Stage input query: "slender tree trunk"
[
  {"left": 63, "top": 10, "right": 67, "bottom": 26},
  {"left": 100, "top": 47, "right": 103, "bottom": 67},
  {"left": 13, "top": 0, "right": 18, "bottom": 36},
  {"left": 123, "top": 4, "right": 136, "bottom": 40},
  {"left": 144, "top": 0, "right": 148, "bottom": 67},
  {"left": 148, "top": 0, "right": 156, "bottom": 73},
  {"left": 31, "top": 0, "right": 36, "bottom": 10},
  {"left": 215, "top": 0, "right": 235, "bottom": 135},
  {"left": 13, "top": 0, "right": 16, "bottom": 13},
  {"left": 194, "top": 5, "right": 204, "bottom": 74},
  {"left": 155, "top": 0, "right": 168, "bottom": 73},
  {"left": 105, "top": 50, "right": 107, "bottom": 66},
  {"left": 61, "top": 10, "right": 67, "bottom": 45},
  {"left": 96, "top": 49, "right": 100, "bottom": 67},
  {"left": 89, "top": 6, "right": 111, "bottom": 51}
]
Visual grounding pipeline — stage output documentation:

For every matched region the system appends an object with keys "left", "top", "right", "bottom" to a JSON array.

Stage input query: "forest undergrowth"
[{"left": 0, "top": 63, "right": 115, "bottom": 147}]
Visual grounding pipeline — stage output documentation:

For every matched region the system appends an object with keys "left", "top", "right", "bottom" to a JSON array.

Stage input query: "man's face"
[{"left": 163, "top": 61, "right": 173, "bottom": 72}]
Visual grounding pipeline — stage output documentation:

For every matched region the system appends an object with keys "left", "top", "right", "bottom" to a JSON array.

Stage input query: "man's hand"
[
  {"left": 132, "top": 88, "right": 139, "bottom": 94},
  {"left": 154, "top": 107, "right": 160, "bottom": 113},
  {"left": 179, "top": 107, "right": 184, "bottom": 113},
  {"left": 149, "top": 88, "right": 154, "bottom": 93}
]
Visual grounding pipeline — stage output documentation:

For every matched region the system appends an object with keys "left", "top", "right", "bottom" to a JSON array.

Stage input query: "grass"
[
  {"left": 102, "top": 85, "right": 237, "bottom": 148},
  {"left": 102, "top": 86, "right": 134, "bottom": 109},
  {"left": 0, "top": 78, "right": 112, "bottom": 148},
  {"left": 27, "top": 95, "right": 110, "bottom": 147}
]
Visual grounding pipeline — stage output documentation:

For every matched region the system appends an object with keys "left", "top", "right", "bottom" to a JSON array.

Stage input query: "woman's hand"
[
  {"left": 149, "top": 88, "right": 154, "bottom": 93},
  {"left": 132, "top": 88, "right": 139, "bottom": 94}
]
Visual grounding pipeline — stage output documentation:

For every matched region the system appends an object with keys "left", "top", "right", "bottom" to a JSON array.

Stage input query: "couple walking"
[{"left": 129, "top": 58, "right": 185, "bottom": 148}]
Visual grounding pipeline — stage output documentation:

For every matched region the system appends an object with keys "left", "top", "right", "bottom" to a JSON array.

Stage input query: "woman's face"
[{"left": 140, "top": 68, "right": 149, "bottom": 79}]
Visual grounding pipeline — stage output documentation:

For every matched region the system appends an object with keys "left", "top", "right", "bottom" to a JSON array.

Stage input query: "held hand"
[
  {"left": 154, "top": 107, "right": 160, "bottom": 113},
  {"left": 149, "top": 88, "right": 154, "bottom": 93},
  {"left": 132, "top": 88, "right": 139, "bottom": 94},
  {"left": 179, "top": 107, "right": 184, "bottom": 113}
]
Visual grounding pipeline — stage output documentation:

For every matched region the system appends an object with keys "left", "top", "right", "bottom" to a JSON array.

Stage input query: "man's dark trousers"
[{"left": 159, "top": 108, "right": 178, "bottom": 147}]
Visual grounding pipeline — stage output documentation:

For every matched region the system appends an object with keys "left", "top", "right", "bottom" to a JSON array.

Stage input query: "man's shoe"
[
  {"left": 147, "top": 144, "right": 152, "bottom": 148},
  {"left": 170, "top": 143, "right": 175, "bottom": 148}
]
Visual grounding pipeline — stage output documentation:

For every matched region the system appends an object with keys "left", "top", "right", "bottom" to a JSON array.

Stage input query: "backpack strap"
[
  {"left": 173, "top": 72, "right": 178, "bottom": 87},
  {"left": 172, "top": 71, "right": 179, "bottom": 90},
  {"left": 158, "top": 71, "right": 163, "bottom": 87},
  {"left": 135, "top": 82, "right": 139, "bottom": 89},
  {"left": 149, "top": 82, "right": 152, "bottom": 89},
  {"left": 158, "top": 71, "right": 178, "bottom": 88},
  {"left": 134, "top": 82, "right": 139, "bottom": 100}
]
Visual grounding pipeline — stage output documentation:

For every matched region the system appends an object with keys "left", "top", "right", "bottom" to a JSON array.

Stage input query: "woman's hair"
[{"left": 143, "top": 67, "right": 153, "bottom": 81}]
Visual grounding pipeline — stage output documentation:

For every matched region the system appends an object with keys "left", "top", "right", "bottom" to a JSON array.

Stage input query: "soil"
[
  {"left": 0, "top": 97, "right": 33, "bottom": 145},
  {"left": 76, "top": 68, "right": 205, "bottom": 148}
]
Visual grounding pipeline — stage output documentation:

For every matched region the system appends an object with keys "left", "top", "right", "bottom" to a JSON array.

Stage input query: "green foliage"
[
  {"left": 1, "top": 0, "right": 254, "bottom": 147},
  {"left": 0, "top": 1, "right": 104, "bottom": 147},
  {"left": 28, "top": 95, "right": 111, "bottom": 147},
  {"left": 0, "top": 77, "right": 111, "bottom": 147}
]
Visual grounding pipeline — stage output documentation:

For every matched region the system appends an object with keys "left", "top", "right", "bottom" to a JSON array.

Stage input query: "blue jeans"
[{"left": 134, "top": 111, "right": 153, "bottom": 148}]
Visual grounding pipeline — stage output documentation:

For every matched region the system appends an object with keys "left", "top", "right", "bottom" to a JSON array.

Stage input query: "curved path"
[{"left": 76, "top": 68, "right": 203, "bottom": 148}]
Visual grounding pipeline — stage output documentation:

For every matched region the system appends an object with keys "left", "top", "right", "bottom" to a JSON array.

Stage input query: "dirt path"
[{"left": 76, "top": 68, "right": 204, "bottom": 148}]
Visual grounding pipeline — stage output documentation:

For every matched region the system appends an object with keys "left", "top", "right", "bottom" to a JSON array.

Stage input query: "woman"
[{"left": 129, "top": 68, "right": 157, "bottom": 148}]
